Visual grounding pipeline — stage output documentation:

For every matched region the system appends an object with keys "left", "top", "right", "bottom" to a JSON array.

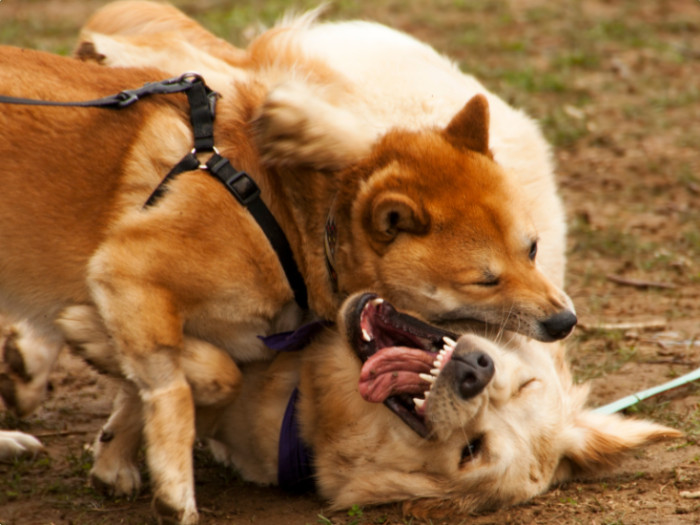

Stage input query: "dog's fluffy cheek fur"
[{"left": 298, "top": 331, "right": 444, "bottom": 508}]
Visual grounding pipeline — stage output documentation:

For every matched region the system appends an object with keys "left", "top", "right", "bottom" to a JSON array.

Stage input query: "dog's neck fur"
[{"left": 211, "top": 92, "right": 369, "bottom": 320}]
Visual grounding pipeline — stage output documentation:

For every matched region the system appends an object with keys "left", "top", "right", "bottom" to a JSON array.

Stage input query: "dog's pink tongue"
[{"left": 358, "top": 347, "right": 434, "bottom": 403}]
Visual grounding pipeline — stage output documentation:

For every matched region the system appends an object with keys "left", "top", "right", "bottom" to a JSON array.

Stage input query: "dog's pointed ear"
[
  {"left": 365, "top": 191, "right": 430, "bottom": 245},
  {"left": 444, "top": 94, "right": 490, "bottom": 155},
  {"left": 554, "top": 411, "right": 682, "bottom": 481}
]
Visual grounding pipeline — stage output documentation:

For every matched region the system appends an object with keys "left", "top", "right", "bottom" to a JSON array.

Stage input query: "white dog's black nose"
[
  {"left": 453, "top": 351, "right": 495, "bottom": 399},
  {"left": 541, "top": 310, "right": 577, "bottom": 340}
]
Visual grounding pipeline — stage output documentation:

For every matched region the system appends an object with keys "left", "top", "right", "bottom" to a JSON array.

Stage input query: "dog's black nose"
[
  {"left": 453, "top": 351, "right": 495, "bottom": 399},
  {"left": 541, "top": 310, "right": 577, "bottom": 340}
]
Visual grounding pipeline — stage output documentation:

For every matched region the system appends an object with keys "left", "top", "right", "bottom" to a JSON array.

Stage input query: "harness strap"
[
  {"left": 206, "top": 153, "right": 309, "bottom": 310},
  {"left": 2, "top": 73, "right": 309, "bottom": 311},
  {"left": 143, "top": 152, "right": 201, "bottom": 208}
]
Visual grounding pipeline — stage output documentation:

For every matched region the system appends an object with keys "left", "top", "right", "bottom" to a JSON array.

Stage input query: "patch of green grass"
[
  {"left": 552, "top": 50, "right": 601, "bottom": 70},
  {"left": 587, "top": 19, "right": 649, "bottom": 48},
  {"left": 500, "top": 68, "right": 567, "bottom": 94},
  {"left": 570, "top": 332, "right": 639, "bottom": 383},
  {"left": 0, "top": 452, "right": 54, "bottom": 504},
  {"left": 625, "top": 395, "right": 700, "bottom": 440},
  {"left": 542, "top": 108, "right": 589, "bottom": 148},
  {"left": 524, "top": 6, "right": 558, "bottom": 24}
]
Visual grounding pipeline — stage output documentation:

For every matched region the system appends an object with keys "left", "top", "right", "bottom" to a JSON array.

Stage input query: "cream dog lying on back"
[{"left": 57, "top": 292, "right": 680, "bottom": 520}]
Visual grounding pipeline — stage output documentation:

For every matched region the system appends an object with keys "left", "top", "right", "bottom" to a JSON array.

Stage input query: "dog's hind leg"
[
  {"left": 55, "top": 307, "right": 143, "bottom": 495},
  {"left": 58, "top": 305, "right": 243, "bottom": 409},
  {"left": 91, "top": 382, "right": 144, "bottom": 497},
  {"left": 59, "top": 303, "right": 243, "bottom": 524}
]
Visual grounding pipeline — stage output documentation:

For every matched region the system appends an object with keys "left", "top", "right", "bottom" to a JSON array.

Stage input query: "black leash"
[
  {"left": 1, "top": 73, "right": 309, "bottom": 310},
  {"left": 0, "top": 74, "right": 211, "bottom": 109}
]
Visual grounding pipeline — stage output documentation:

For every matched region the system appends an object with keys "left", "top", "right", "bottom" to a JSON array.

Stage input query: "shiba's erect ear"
[
  {"left": 555, "top": 411, "right": 683, "bottom": 481},
  {"left": 366, "top": 191, "right": 430, "bottom": 245},
  {"left": 444, "top": 94, "right": 490, "bottom": 155}
]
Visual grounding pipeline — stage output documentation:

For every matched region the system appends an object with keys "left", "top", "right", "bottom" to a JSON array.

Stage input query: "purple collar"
[
  {"left": 260, "top": 321, "right": 331, "bottom": 491},
  {"left": 258, "top": 319, "right": 331, "bottom": 352},
  {"left": 278, "top": 387, "right": 315, "bottom": 492}
]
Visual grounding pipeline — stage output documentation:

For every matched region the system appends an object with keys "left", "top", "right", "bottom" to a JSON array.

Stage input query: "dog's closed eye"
[
  {"left": 459, "top": 436, "right": 483, "bottom": 467},
  {"left": 517, "top": 378, "right": 537, "bottom": 395}
]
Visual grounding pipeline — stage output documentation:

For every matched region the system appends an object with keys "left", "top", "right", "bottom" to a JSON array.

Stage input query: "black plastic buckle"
[
  {"left": 224, "top": 171, "right": 261, "bottom": 205},
  {"left": 205, "top": 153, "right": 260, "bottom": 206},
  {"left": 115, "top": 89, "right": 140, "bottom": 108}
]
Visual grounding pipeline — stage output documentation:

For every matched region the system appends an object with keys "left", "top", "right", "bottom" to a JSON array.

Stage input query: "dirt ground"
[{"left": 1, "top": 0, "right": 699, "bottom": 524}]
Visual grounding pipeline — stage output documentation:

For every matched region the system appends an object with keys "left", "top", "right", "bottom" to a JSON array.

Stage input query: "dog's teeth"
[
  {"left": 413, "top": 397, "right": 425, "bottom": 409},
  {"left": 430, "top": 368, "right": 441, "bottom": 376},
  {"left": 443, "top": 336, "right": 457, "bottom": 348},
  {"left": 424, "top": 391, "right": 431, "bottom": 398},
  {"left": 419, "top": 373, "right": 435, "bottom": 384},
  {"left": 371, "top": 297, "right": 384, "bottom": 304},
  {"left": 432, "top": 360, "right": 441, "bottom": 368},
  {"left": 362, "top": 329, "right": 372, "bottom": 342}
]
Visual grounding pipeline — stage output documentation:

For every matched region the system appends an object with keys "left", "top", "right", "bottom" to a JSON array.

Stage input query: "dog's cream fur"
[{"left": 0, "top": 2, "right": 594, "bottom": 522}]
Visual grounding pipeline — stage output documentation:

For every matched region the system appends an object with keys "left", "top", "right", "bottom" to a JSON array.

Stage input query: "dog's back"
[{"left": 0, "top": 47, "right": 190, "bottom": 324}]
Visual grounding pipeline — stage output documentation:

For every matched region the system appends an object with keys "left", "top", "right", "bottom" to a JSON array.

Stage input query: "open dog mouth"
[{"left": 347, "top": 293, "right": 459, "bottom": 438}]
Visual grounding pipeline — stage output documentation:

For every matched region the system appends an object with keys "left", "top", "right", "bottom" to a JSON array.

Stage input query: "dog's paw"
[
  {"left": 90, "top": 457, "right": 142, "bottom": 498},
  {"left": 0, "top": 430, "right": 44, "bottom": 460},
  {"left": 0, "top": 324, "right": 62, "bottom": 417},
  {"left": 90, "top": 426, "right": 142, "bottom": 498},
  {"left": 253, "top": 81, "right": 375, "bottom": 170},
  {"left": 153, "top": 495, "right": 199, "bottom": 525}
]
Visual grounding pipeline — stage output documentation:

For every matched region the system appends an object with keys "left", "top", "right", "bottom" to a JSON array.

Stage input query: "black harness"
[{"left": 1, "top": 74, "right": 308, "bottom": 310}]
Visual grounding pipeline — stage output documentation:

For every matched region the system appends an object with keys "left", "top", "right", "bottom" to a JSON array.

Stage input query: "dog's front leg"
[{"left": 91, "top": 283, "right": 198, "bottom": 525}]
